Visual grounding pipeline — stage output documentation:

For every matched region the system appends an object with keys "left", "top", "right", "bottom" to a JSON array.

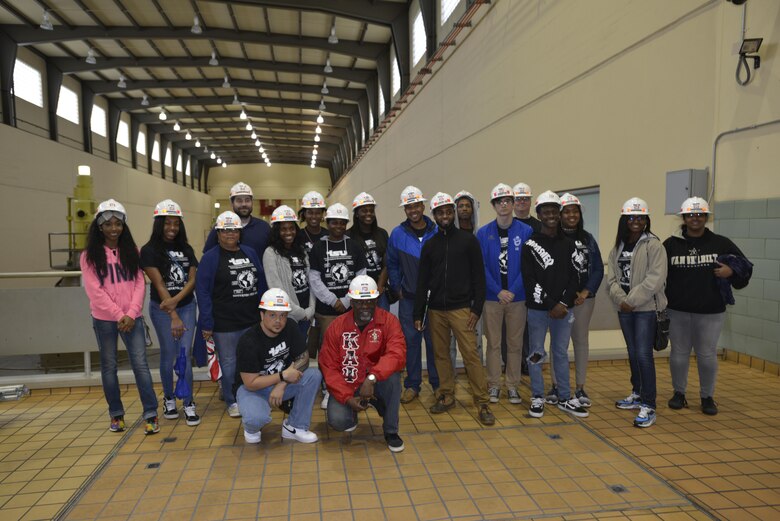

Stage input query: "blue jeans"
[
  {"left": 212, "top": 327, "right": 252, "bottom": 406},
  {"left": 618, "top": 311, "right": 657, "bottom": 408},
  {"left": 92, "top": 316, "right": 158, "bottom": 420},
  {"left": 149, "top": 300, "right": 196, "bottom": 403},
  {"left": 327, "top": 372, "right": 402, "bottom": 434},
  {"left": 526, "top": 309, "right": 574, "bottom": 400},
  {"left": 296, "top": 319, "right": 310, "bottom": 337},
  {"left": 377, "top": 292, "right": 390, "bottom": 312},
  {"left": 237, "top": 367, "right": 322, "bottom": 434},
  {"left": 399, "top": 297, "right": 439, "bottom": 391}
]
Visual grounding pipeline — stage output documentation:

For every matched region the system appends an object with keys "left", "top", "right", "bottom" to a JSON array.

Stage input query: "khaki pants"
[
  {"left": 429, "top": 308, "right": 489, "bottom": 405},
  {"left": 550, "top": 297, "right": 595, "bottom": 388},
  {"left": 483, "top": 300, "right": 526, "bottom": 389}
]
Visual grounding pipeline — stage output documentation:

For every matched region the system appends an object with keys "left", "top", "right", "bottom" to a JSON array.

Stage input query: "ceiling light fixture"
[
  {"left": 222, "top": 76, "right": 231, "bottom": 88},
  {"left": 141, "top": 94, "right": 150, "bottom": 106},
  {"left": 316, "top": 114, "right": 324, "bottom": 124},
  {"left": 239, "top": 108, "right": 247, "bottom": 120},
  {"left": 222, "top": 162, "right": 227, "bottom": 168},
  {"left": 185, "top": 131, "right": 192, "bottom": 140},
  {"left": 315, "top": 125, "right": 322, "bottom": 134},
  {"left": 328, "top": 24, "right": 338, "bottom": 44},
  {"left": 204, "top": 146, "right": 208, "bottom": 153},
  {"left": 209, "top": 51, "right": 219, "bottom": 66},
  {"left": 195, "top": 138, "right": 201, "bottom": 147},
  {"left": 266, "top": 162, "right": 271, "bottom": 167},
  {"left": 86, "top": 48, "right": 97, "bottom": 65},
  {"left": 255, "top": 139, "right": 261, "bottom": 147},
  {"left": 173, "top": 121, "right": 181, "bottom": 131},
  {"left": 310, "top": 163, "right": 315, "bottom": 169},
  {"left": 191, "top": 15, "right": 203, "bottom": 35},
  {"left": 158, "top": 108, "right": 167, "bottom": 121},
  {"left": 245, "top": 121, "right": 252, "bottom": 131},
  {"left": 117, "top": 74, "right": 126, "bottom": 89},
  {"left": 40, "top": 11, "right": 53, "bottom": 31},
  {"left": 232, "top": 93, "right": 240, "bottom": 105},
  {"left": 216, "top": 157, "right": 222, "bottom": 164},
  {"left": 250, "top": 131, "right": 257, "bottom": 139},
  {"left": 312, "top": 149, "right": 318, "bottom": 155},
  {"left": 319, "top": 100, "right": 326, "bottom": 111},
  {"left": 210, "top": 152, "right": 216, "bottom": 159},
  {"left": 313, "top": 144, "right": 318, "bottom": 149},
  {"left": 324, "top": 58, "right": 333, "bottom": 74},
  {"left": 321, "top": 81, "right": 329, "bottom": 95},
  {"left": 314, "top": 135, "right": 321, "bottom": 142},
  {"left": 262, "top": 153, "right": 267, "bottom": 159},
  {"left": 259, "top": 146, "right": 264, "bottom": 152}
]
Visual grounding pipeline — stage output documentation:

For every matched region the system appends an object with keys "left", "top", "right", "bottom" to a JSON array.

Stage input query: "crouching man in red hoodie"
[{"left": 319, "top": 275, "right": 407, "bottom": 452}]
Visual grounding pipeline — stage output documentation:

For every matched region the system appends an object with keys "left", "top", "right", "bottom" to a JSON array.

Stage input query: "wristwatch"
[{"left": 367, "top": 373, "right": 377, "bottom": 383}]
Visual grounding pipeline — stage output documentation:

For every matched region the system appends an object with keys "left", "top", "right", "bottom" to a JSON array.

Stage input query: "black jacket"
[
  {"left": 663, "top": 227, "right": 749, "bottom": 313},
  {"left": 521, "top": 232, "right": 580, "bottom": 311},
  {"left": 414, "top": 224, "right": 486, "bottom": 319}
]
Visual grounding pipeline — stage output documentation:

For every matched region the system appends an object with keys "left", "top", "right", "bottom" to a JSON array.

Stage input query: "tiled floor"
[{"left": 1, "top": 357, "right": 778, "bottom": 521}]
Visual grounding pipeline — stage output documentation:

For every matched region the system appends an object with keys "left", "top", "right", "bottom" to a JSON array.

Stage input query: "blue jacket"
[
  {"left": 387, "top": 216, "right": 437, "bottom": 297},
  {"left": 203, "top": 216, "right": 271, "bottom": 258},
  {"left": 476, "top": 219, "right": 533, "bottom": 302},
  {"left": 195, "top": 244, "right": 265, "bottom": 332}
]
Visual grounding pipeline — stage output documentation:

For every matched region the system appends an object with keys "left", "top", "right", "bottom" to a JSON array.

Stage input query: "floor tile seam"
[{"left": 51, "top": 415, "right": 143, "bottom": 521}]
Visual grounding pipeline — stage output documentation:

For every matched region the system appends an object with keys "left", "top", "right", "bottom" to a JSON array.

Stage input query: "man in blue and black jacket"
[{"left": 387, "top": 186, "right": 439, "bottom": 403}]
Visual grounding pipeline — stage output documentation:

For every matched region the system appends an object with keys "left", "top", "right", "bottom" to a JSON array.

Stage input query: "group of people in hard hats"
[{"left": 80, "top": 179, "right": 750, "bottom": 447}]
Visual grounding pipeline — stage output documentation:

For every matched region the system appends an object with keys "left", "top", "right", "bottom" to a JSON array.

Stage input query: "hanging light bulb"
[
  {"left": 185, "top": 131, "right": 192, "bottom": 140},
  {"left": 195, "top": 138, "right": 201, "bottom": 147},
  {"left": 232, "top": 93, "right": 240, "bottom": 105},
  {"left": 245, "top": 121, "right": 252, "bottom": 131},
  {"left": 117, "top": 74, "right": 127, "bottom": 89},
  {"left": 328, "top": 24, "right": 338, "bottom": 44},
  {"left": 216, "top": 157, "right": 222, "bottom": 164},
  {"left": 173, "top": 121, "right": 181, "bottom": 131},
  {"left": 40, "top": 11, "right": 54, "bottom": 31},
  {"left": 191, "top": 15, "right": 203, "bottom": 34},
  {"left": 239, "top": 109, "right": 247, "bottom": 120},
  {"left": 312, "top": 149, "right": 318, "bottom": 155},
  {"left": 321, "top": 81, "right": 329, "bottom": 95},
  {"left": 222, "top": 76, "right": 231, "bottom": 88},
  {"left": 324, "top": 58, "right": 333, "bottom": 74},
  {"left": 158, "top": 108, "right": 167, "bottom": 121},
  {"left": 250, "top": 131, "right": 257, "bottom": 139},
  {"left": 316, "top": 114, "right": 324, "bottom": 124},
  {"left": 266, "top": 162, "right": 272, "bottom": 167},
  {"left": 313, "top": 144, "right": 318, "bottom": 148},
  {"left": 255, "top": 139, "right": 261, "bottom": 147},
  {"left": 310, "top": 163, "right": 315, "bottom": 168},
  {"left": 209, "top": 51, "right": 219, "bottom": 66},
  {"left": 319, "top": 100, "right": 326, "bottom": 111},
  {"left": 86, "top": 48, "right": 97, "bottom": 65},
  {"left": 141, "top": 94, "right": 150, "bottom": 106},
  {"left": 210, "top": 152, "right": 216, "bottom": 159},
  {"left": 315, "top": 125, "right": 322, "bottom": 134},
  {"left": 262, "top": 153, "right": 267, "bottom": 159},
  {"left": 222, "top": 162, "right": 227, "bottom": 168},
  {"left": 259, "top": 146, "right": 264, "bottom": 153},
  {"left": 314, "top": 134, "right": 321, "bottom": 142},
  {"left": 204, "top": 146, "right": 208, "bottom": 153}
]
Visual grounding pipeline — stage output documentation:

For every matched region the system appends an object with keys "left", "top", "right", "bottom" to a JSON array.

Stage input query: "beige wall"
[
  {"left": 330, "top": 0, "right": 780, "bottom": 242},
  {"left": 0, "top": 124, "right": 212, "bottom": 286}
]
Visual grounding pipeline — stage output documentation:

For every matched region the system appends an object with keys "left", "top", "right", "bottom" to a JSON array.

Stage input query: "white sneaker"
[
  {"left": 507, "top": 389, "right": 522, "bottom": 405},
  {"left": 320, "top": 390, "right": 330, "bottom": 410},
  {"left": 244, "top": 430, "right": 261, "bottom": 444},
  {"left": 227, "top": 403, "right": 241, "bottom": 418},
  {"left": 163, "top": 397, "right": 178, "bottom": 419},
  {"left": 281, "top": 421, "right": 319, "bottom": 443},
  {"left": 183, "top": 402, "right": 201, "bottom": 426}
]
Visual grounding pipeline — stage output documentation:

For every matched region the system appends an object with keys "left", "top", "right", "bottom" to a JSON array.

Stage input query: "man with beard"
[
  {"left": 204, "top": 182, "right": 271, "bottom": 259},
  {"left": 319, "top": 276, "right": 406, "bottom": 452},
  {"left": 348, "top": 192, "right": 390, "bottom": 310},
  {"left": 414, "top": 193, "right": 494, "bottom": 426}
]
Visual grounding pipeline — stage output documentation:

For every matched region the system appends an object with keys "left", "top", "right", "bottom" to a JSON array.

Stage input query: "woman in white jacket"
[
  {"left": 606, "top": 197, "right": 667, "bottom": 429},
  {"left": 263, "top": 205, "right": 315, "bottom": 335}
]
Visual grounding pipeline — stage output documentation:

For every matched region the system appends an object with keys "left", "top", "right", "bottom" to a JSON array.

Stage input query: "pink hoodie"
[{"left": 80, "top": 247, "right": 145, "bottom": 321}]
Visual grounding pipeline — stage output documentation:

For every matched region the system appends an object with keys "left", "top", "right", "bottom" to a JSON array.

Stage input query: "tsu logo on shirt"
[
  {"left": 237, "top": 270, "right": 256, "bottom": 289},
  {"left": 329, "top": 262, "right": 350, "bottom": 283},
  {"left": 168, "top": 263, "right": 185, "bottom": 284}
]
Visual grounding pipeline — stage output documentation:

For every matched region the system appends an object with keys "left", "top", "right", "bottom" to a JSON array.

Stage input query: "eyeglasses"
[
  {"left": 684, "top": 213, "right": 706, "bottom": 218},
  {"left": 494, "top": 198, "right": 513, "bottom": 206},
  {"left": 218, "top": 229, "right": 240, "bottom": 234},
  {"left": 626, "top": 215, "right": 647, "bottom": 221}
]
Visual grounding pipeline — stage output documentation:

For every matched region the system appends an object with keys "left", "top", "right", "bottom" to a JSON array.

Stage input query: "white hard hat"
[
  {"left": 490, "top": 183, "right": 514, "bottom": 202},
  {"left": 513, "top": 182, "right": 532, "bottom": 198},
  {"left": 325, "top": 203, "right": 350, "bottom": 221},
  {"left": 430, "top": 192, "right": 455, "bottom": 211},
  {"left": 301, "top": 191, "right": 326, "bottom": 209},
  {"left": 352, "top": 192, "right": 377, "bottom": 209},
  {"left": 215, "top": 211, "right": 243, "bottom": 229},
  {"left": 454, "top": 190, "right": 474, "bottom": 202},
  {"left": 96, "top": 199, "right": 127, "bottom": 224},
  {"left": 229, "top": 182, "right": 253, "bottom": 198},
  {"left": 271, "top": 205, "right": 298, "bottom": 223},
  {"left": 154, "top": 199, "right": 183, "bottom": 218},
  {"left": 559, "top": 193, "right": 581, "bottom": 209},
  {"left": 348, "top": 275, "right": 379, "bottom": 300},
  {"left": 259, "top": 288, "right": 292, "bottom": 311},
  {"left": 621, "top": 197, "right": 650, "bottom": 216},
  {"left": 678, "top": 196, "right": 711, "bottom": 215},
  {"left": 535, "top": 190, "right": 561, "bottom": 210},
  {"left": 399, "top": 185, "right": 426, "bottom": 207}
]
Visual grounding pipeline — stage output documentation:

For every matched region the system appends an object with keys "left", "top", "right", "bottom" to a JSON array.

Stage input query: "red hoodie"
[{"left": 319, "top": 307, "right": 406, "bottom": 404}]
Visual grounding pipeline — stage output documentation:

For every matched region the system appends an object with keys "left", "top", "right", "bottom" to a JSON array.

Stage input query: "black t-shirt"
[
  {"left": 355, "top": 229, "right": 387, "bottom": 282},
  {"left": 140, "top": 243, "right": 199, "bottom": 305},
  {"left": 564, "top": 232, "right": 591, "bottom": 292},
  {"left": 618, "top": 241, "right": 636, "bottom": 295},
  {"left": 297, "top": 227, "right": 328, "bottom": 253},
  {"left": 234, "top": 321, "right": 306, "bottom": 396},
  {"left": 498, "top": 226, "right": 509, "bottom": 290},
  {"left": 412, "top": 226, "right": 427, "bottom": 240},
  {"left": 288, "top": 252, "right": 310, "bottom": 308},
  {"left": 212, "top": 248, "right": 260, "bottom": 332},
  {"left": 515, "top": 215, "right": 542, "bottom": 233},
  {"left": 309, "top": 237, "right": 367, "bottom": 315}
]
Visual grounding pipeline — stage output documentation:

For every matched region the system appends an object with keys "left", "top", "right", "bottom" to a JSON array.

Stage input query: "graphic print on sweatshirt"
[
  {"left": 571, "top": 240, "right": 589, "bottom": 277},
  {"left": 324, "top": 242, "right": 356, "bottom": 292},
  {"left": 526, "top": 238, "right": 554, "bottom": 305},
  {"left": 228, "top": 256, "right": 258, "bottom": 298},
  {"left": 362, "top": 239, "right": 382, "bottom": 278},
  {"left": 290, "top": 254, "right": 309, "bottom": 292},
  {"left": 262, "top": 340, "right": 289, "bottom": 375},
  {"left": 618, "top": 245, "right": 634, "bottom": 294},
  {"left": 340, "top": 331, "right": 360, "bottom": 383},
  {"left": 669, "top": 246, "right": 718, "bottom": 268}
]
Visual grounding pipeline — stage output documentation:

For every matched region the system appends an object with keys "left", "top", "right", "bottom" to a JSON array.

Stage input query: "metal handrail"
[{"left": 0, "top": 271, "right": 82, "bottom": 279}]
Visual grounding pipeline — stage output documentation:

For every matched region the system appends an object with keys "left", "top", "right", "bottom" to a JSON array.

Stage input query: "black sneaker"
[
  {"left": 385, "top": 432, "right": 405, "bottom": 453},
  {"left": 557, "top": 398, "right": 589, "bottom": 418},
  {"left": 545, "top": 385, "right": 558, "bottom": 405},
  {"left": 575, "top": 389, "right": 591, "bottom": 408},
  {"left": 668, "top": 391, "right": 688, "bottom": 410},
  {"left": 183, "top": 402, "right": 201, "bottom": 426},
  {"left": 701, "top": 396, "right": 718, "bottom": 415},
  {"left": 163, "top": 396, "right": 179, "bottom": 419},
  {"left": 529, "top": 396, "right": 545, "bottom": 418},
  {"left": 429, "top": 395, "right": 456, "bottom": 414}
]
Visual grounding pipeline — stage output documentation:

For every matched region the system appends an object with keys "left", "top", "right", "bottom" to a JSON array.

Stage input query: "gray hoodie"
[{"left": 607, "top": 232, "right": 668, "bottom": 312}]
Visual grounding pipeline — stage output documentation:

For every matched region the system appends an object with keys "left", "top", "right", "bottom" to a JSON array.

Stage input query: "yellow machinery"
[{"left": 50, "top": 165, "right": 96, "bottom": 271}]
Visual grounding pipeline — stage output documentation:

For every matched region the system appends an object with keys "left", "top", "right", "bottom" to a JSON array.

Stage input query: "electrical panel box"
[{"left": 665, "top": 169, "right": 709, "bottom": 215}]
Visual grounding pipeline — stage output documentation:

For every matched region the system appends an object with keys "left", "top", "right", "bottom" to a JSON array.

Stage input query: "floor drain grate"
[
  {"left": 610, "top": 485, "right": 627, "bottom": 493},
  {"left": 162, "top": 437, "right": 177, "bottom": 443},
  {"left": 146, "top": 463, "right": 161, "bottom": 469}
]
